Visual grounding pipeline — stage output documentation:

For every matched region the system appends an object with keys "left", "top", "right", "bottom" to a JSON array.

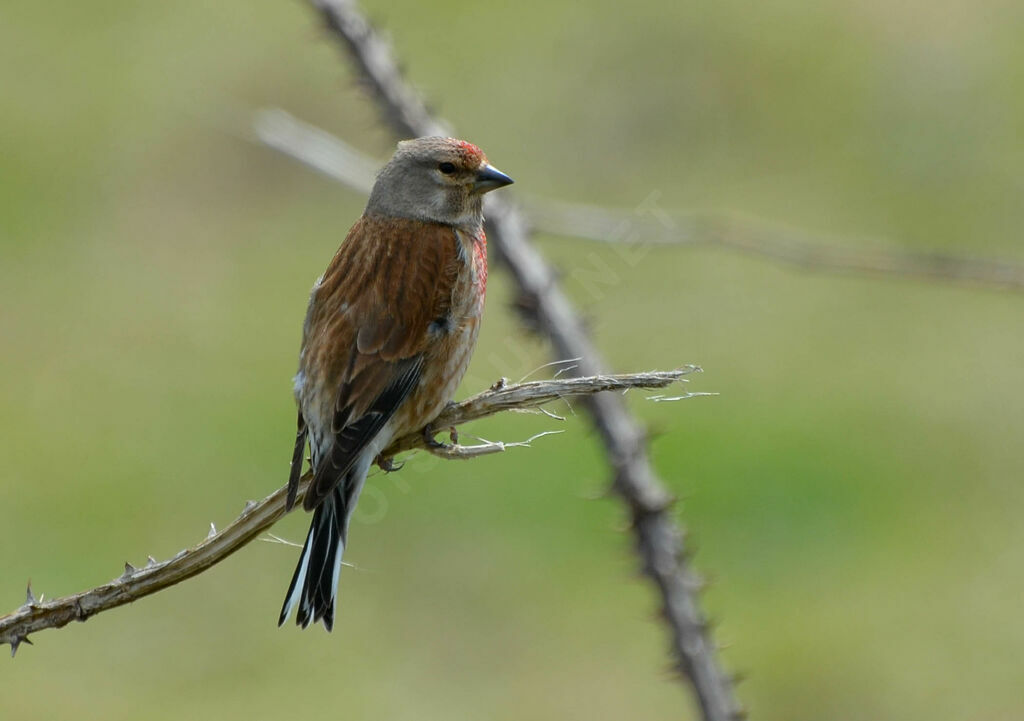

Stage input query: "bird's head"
[{"left": 365, "top": 137, "right": 513, "bottom": 229}]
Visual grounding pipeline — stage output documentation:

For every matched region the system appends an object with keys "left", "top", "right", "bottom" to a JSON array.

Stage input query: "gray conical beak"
[{"left": 474, "top": 164, "right": 514, "bottom": 193}]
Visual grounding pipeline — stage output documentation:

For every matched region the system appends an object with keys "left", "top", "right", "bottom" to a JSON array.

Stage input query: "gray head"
[{"left": 365, "top": 137, "right": 513, "bottom": 229}]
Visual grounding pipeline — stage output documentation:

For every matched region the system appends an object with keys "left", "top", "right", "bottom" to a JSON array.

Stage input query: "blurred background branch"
[
  {"left": 0, "top": 371, "right": 692, "bottom": 655},
  {"left": 255, "top": 108, "right": 1024, "bottom": 292},
  {"left": 304, "top": 0, "right": 745, "bottom": 718}
]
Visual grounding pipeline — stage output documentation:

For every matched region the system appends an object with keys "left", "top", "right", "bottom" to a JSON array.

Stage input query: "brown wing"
[{"left": 295, "top": 214, "right": 463, "bottom": 511}]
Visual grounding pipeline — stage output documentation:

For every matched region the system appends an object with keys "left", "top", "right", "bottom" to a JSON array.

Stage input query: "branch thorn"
[{"left": 10, "top": 634, "right": 32, "bottom": 658}]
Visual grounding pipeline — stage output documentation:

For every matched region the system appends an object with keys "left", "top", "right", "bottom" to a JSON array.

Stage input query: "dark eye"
[{"left": 438, "top": 162, "right": 457, "bottom": 175}]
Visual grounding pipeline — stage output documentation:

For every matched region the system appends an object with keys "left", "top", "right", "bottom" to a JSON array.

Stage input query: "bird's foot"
[
  {"left": 422, "top": 423, "right": 459, "bottom": 450},
  {"left": 379, "top": 456, "right": 405, "bottom": 473},
  {"left": 422, "top": 423, "right": 449, "bottom": 450}
]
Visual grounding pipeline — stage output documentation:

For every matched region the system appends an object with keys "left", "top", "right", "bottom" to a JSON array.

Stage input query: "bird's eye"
[{"left": 438, "top": 162, "right": 457, "bottom": 175}]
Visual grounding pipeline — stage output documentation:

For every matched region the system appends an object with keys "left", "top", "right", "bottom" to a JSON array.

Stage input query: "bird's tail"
[{"left": 278, "top": 485, "right": 346, "bottom": 630}]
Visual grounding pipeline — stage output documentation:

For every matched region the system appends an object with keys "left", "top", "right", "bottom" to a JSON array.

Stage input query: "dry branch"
[
  {"left": 0, "top": 371, "right": 697, "bottom": 655},
  {"left": 303, "top": 1, "right": 745, "bottom": 719}
]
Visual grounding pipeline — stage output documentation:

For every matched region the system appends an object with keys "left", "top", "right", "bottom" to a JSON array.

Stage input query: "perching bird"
[{"left": 279, "top": 137, "right": 513, "bottom": 630}]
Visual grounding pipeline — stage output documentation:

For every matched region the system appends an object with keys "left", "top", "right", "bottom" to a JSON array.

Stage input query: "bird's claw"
[
  {"left": 423, "top": 424, "right": 450, "bottom": 450},
  {"left": 379, "top": 456, "right": 405, "bottom": 473},
  {"left": 423, "top": 424, "right": 459, "bottom": 450}
]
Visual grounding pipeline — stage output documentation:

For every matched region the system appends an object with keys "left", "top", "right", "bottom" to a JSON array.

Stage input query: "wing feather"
[{"left": 298, "top": 215, "right": 463, "bottom": 511}]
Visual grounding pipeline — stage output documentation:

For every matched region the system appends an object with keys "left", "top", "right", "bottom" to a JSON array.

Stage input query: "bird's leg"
[
  {"left": 424, "top": 403, "right": 461, "bottom": 450},
  {"left": 422, "top": 423, "right": 452, "bottom": 450}
]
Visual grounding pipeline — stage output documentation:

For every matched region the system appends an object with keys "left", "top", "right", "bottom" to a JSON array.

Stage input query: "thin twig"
[
  {"left": 302, "top": 1, "right": 746, "bottom": 718},
  {"left": 516, "top": 357, "right": 583, "bottom": 384},
  {"left": 0, "top": 371, "right": 697, "bottom": 654},
  {"left": 421, "top": 430, "right": 565, "bottom": 460}
]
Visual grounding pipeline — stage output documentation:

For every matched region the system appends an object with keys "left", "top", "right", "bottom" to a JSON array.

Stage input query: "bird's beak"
[{"left": 473, "top": 164, "right": 514, "bottom": 193}]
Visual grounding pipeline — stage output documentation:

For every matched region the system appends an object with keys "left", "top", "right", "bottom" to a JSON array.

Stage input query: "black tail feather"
[{"left": 278, "top": 486, "right": 345, "bottom": 630}]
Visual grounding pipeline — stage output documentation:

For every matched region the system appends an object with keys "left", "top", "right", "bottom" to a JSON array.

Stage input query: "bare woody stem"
[
  {"left": 0, "top": 371, "right": 698, "bottom": 655},
  {"left": 304, "top": 1, "right": 746, "bottom": 719}
]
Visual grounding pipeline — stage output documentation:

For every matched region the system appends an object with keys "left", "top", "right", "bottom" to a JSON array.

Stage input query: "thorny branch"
[
  {"left": 303, "top": 1, "right": 745, "bottom": 719},
  {"left": 0, "top": 371, "right": 699, "bottom": 656},
  {"left": 255, "top": 108, "right": 1024, "bottom": 293}
]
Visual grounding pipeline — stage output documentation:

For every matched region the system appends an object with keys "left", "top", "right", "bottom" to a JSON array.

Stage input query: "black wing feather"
[
  {"left": 285, "top": 412, "right": 308, "bottom": 511},
  {"left": 302, "top": 355, "right": 423, "bottom": 511}
]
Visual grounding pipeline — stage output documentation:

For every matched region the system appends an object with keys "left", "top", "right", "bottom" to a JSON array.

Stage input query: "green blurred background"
[{"left": 3, "top": 1, "right": 1023, "bottom": 719}]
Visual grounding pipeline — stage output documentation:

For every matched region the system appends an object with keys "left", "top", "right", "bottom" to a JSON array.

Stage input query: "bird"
[{"left": 279, "top": 137, "right": 513, "bottom": 630}]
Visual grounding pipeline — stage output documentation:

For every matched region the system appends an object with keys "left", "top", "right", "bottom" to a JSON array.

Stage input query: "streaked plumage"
[{"left": 279, "top": 137, "right": 512, "bottom": 630}]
